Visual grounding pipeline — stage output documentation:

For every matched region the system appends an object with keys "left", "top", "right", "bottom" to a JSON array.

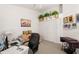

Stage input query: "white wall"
[
  {"left": 0, "top": 5, "right": 39, "bottom": 37},
  {"left": 39, "top": 5, "right": 62, "bottom": 43},
  {"left": 63, "top": 4, "right": 79, "bottom": 40},
  {"left": 39, "top": 4, "right": 79, "bottom": 43},
  {"left": 2, "top": 4, "right": 79, "bottom": 43}
]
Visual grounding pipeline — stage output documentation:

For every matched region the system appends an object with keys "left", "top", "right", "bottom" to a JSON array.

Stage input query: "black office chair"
[{"left": 28, "top": 33, "right": 40, "bottom": 54}]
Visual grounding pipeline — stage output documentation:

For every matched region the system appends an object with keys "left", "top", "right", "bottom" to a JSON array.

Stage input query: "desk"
[{"left": 1, "top": 45, "right": 29, "bottom": 54}]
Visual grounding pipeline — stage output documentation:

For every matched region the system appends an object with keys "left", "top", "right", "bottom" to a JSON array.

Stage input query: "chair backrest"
[
  {"left": 28, "top": 33, "right": 40, "bottom": 48},
  {"left": 29, "top": 33, "right": 40, "bottom": 44}
]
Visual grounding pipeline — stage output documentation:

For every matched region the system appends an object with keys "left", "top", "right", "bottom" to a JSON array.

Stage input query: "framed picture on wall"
[
  {"left": 76, "top": 14, "right": 79, "bottom": 22},
  {"left": 23, "top": 30, "right": 32, "bottom": 35},
  {"left": 21, "top": 18, "right": 31, "bottom": 27},
  {"left": 72, "top": 23, "right": 77, "bottom": 29},
  {"left": 63, "top": 17, "right": 68, "bottom": 24},
  {"left": 68, "top": 15, "right": 73, "bottom": 23},
  {"left": 64, "top": 24, "right": 71, "bottom": 29},
  {"left": 64, "top": 24, "right": 68, "bottom": 28}
]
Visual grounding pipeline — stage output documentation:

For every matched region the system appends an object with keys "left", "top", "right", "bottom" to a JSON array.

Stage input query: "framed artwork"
[
  {"left": 23, "top": 30, "right": 32, "bottom": 35},
  {"left": 68, "top": 15, "right": 73, "bottom": 23},
  {"left": 63, "top": 17, "right": 68, "bottom": 24},
  {"left": 76, "top": 14, "right": 79, "bottom": 22},
  {"left": 21, "top": 19, "right": 31, "bottom": 27},
  {"left": 64, "top": 24, "right": 71, "bottom": 29},
  {"left": 63, "top": 15, "right": 77, "bottom": 29},
  {"left": 28, "top": 30, "right": 32, "bottom": 34},
  {"left": 64, "top": 24, "right": 68, "bottom": 28},
  {"left": 67, "top": 24, "right": 71, "bottom": 29},
  {"left": 23, "top": 31, "right": 28, "bottom": 35},
  {"left": 72, "top": 23, "right": 77, "bottom": 29}
]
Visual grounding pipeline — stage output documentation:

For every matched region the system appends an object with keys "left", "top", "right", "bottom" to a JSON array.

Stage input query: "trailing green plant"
[
  {"left": 38, "top": 14, "right": 44, "bottom": 19},
  {"left": 44, "top": 12, "right": 50, "bottom": 17},
  {"left": 38, "top": 11, "right": 59, "bottom": 21},
  {"left": 51, "top": 11, "right": 59, "bottom": 16},
  {"left": 38, "top": 14, "right": 44, "bottom": 21},
  {"left": 51, "top": 11, "right": 59, "bottom": 18}
]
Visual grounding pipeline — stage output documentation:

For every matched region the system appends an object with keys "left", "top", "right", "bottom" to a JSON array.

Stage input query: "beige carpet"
[{"left": 36, "top": 40, "right": 66, "bottom": 54}]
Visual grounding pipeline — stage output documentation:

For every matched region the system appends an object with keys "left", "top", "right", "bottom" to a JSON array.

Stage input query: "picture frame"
[
  {"left": 76, "top": 14, "right": 79, "bottom": 22},
  {"left": 63, "top": 17, "right": 68, "bottom": 24},
  {"left": 64, "top": 24, "right": 71, "bottom": 29},
  {"left": 68, "top": 15, "right": 73, "bottom": 23},
  {"left": 21, "top": 18, "right": 31, "bottom": 27},
  {"left": 72, "top": 23, "right": 77, "bottom": 29},
  {"left": 23, "top": 30, "right": 32, "bottom": 35}
]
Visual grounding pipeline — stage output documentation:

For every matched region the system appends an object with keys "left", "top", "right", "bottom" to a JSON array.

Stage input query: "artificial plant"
[
  {"left": 51, "top": 11, "right": 59, "bottom": 18},
  {"left": 38, "top": 14, "right": 44, "bottom": 21},
  {"left": 44, "top": 12, "right": 50, "bottom": 17}
]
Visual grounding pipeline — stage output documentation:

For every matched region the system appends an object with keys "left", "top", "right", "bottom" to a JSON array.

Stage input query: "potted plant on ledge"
[
  {"left": 38, "top": 14, "right": 44, "bottom": 22},
  {"left": 51, "top": 11, "right": 59, "bottom": 19},
  {"left": 44, "top": 12, "right": 50, "bottom": 20}
]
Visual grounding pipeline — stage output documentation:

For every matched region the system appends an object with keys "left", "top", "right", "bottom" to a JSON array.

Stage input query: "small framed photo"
[
  {"left": 64, "top": 24, "right": 71, "bottom": 29},
  {"left": 23, "top": 31, "right": 28, "bottom": 35},
  {"left": 63, "top": 17, "right": 68, "bottom": 24},
  {"left": 68, "top": 15, "right": 73, "bottom": 23},
  {"left": 72, "top": 23, "right": 77, "bottom": 29},
  {"left": 64, "top": 24, "right": 68, "bottom": 28},
  {"left": 76, "top": 14, "right": 79, "bottom": 22},
  {"left": 23, "top": 30, "right": 32, "bottom": 35}
]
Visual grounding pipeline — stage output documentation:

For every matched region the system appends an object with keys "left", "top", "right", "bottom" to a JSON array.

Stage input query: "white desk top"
[{"left": 1, "top": 45, "right": 29, "bottom": 54}]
